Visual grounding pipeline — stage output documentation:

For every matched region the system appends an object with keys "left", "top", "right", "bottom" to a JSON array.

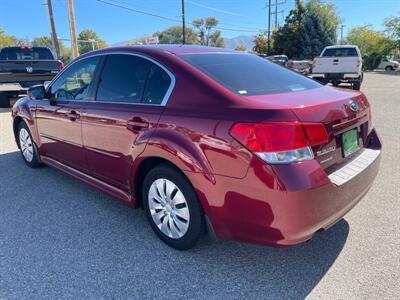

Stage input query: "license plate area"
[{"left": 342, "top": 128, "right": 359, "bottom": 157}]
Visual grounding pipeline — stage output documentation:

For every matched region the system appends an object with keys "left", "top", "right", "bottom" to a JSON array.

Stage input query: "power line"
[
  {"left": 96, "top": 0, "right": 180, "bottom": 22},
  {"left": 187, "top": 0, "right": 246, "bottom": 17},
  {"left": 96, "top": 0, "right": 262, "bottom": 33}
]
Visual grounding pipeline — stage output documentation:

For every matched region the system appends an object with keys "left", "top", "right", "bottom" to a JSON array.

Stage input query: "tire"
[
  {"left": 385, "top": 66, "right": 394, "bottom": 72},
  {"left": 17, "top": 122, "right": 42, "bottom": 168},
  {"left": 332, "top": 81, "right": 340, "bottom": 87},
  {"left": 352, "top": 80, "right": 361, "bottom": 90},
  {"left": 0, "top": 92, "right": 10, "bottom": 108},
  {"left": 142, "top": 163, "right": 204, "bottom": 250}
]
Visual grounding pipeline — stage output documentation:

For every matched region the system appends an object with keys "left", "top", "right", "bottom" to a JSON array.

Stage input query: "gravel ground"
[{"left": 0, "top": 72, "right": 399, "bottom": 299}]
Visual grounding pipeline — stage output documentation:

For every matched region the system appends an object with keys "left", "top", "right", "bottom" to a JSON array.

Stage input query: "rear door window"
[
  {"left": 322, "top": 48, "right": 358, "bottom": 57},
  {"left": 142, "top": 64, "right": 172, "bottom": 105},
  {"left": 179, "top": 53, "right": 321, "bottom": 96},
  {"left": 96, "top": 54, "right": 150, "bottom": 104}
]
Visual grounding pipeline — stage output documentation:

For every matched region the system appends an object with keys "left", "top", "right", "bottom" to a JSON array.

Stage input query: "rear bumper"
[
  {"left": 311, "top": 73, "right": 361, "bottom": 81},
  {"left": 0, "top": 83, "right": 26, "bottom": 92},
  {"left": 0, "top": 73, "right": 56, "bottom": 88},
  {"left": 187, "top": 129, "right": 381, "bottom": 247}
]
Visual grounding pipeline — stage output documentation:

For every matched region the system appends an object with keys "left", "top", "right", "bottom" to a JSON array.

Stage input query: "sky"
[{"left": 1, "top": 0, "right": 399, "bottom": 47}]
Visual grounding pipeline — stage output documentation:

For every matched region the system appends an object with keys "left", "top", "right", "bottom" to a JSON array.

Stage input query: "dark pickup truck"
[{"left": 0, "top": 46, "right": 63, "bottom": 107}]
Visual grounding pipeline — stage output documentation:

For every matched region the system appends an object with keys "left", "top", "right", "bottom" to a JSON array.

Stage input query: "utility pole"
[
  {"left": 275, "top": 0, "right": 278, "bottom": 29},
  {"left": 45, "top": 0, "right": 61, "bottom": 59},
  {"left": 340, "top": 24, "right": 346, "bottom": 45},
  {"left": 67, "top": 0, "right": 79, "bottom": 58},
  {"left": 181, "top": 0, "right": 186, "bottom": 44},
  {"left": 267, "top": 0, "right": 271, "bottom": 55}
]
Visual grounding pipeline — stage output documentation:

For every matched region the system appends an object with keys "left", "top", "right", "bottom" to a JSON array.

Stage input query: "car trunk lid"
[{"left": 242, "top": 86, "right": 371, "bottom": 169}]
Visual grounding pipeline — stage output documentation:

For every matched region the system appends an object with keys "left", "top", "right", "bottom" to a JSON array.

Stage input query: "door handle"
[
  {"left": 67, "top": 110, "right": 80, "bottom": 121},
  {"left": 127, "top": 117, "right": 149, "bottom": 132}
]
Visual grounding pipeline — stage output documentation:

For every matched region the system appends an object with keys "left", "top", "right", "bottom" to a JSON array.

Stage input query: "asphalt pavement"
[{"left": 0, "top": 72, "right": 399, "bottom": 299}]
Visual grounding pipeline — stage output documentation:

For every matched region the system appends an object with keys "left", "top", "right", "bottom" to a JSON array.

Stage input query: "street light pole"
[
  {"left": 181, "top": 0, "right": 186, "bottom": 44},
  {"left": 67, "top": 0, "right": 79, "bottom": 58},
  {"left": 45, "top": 0, "right": 61, "bottom": 59},
  {"left": 89, "top": 39, "right": 95, "bottom": 51},
  {"left": 340, "top": 24, "right": 346, "bottom": 45},
  {"left": 267, "top": 0, "right": 271, "bottom": 55}
]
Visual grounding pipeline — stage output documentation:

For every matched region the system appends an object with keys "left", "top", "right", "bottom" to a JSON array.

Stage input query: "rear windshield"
[
  {"left": 322, "top": 47, "right": 358, "bottom": 57},
  {"left": 179, "top": 53, "right": 321, "bottom": 96},
  {"left": 0, "top": 47, "right": 54, "bottom": 60}
]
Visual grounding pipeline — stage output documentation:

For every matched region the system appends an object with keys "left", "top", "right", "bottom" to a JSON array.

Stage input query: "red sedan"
[{"left": 12, "top": 45, "right": 381, "bottom": 249}]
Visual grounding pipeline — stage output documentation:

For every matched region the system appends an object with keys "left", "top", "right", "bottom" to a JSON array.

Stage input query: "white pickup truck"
[{"left": 311, "top": 45, "right": 363, "bottom": 90}]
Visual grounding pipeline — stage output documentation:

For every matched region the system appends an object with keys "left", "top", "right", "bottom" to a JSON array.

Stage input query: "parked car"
[
  {"left": 377, "top": 56, "right": 399, "bottom": 71},
  {"left": 0, "top": 46, "right": 63, "bottom": 107},
  {"left": 267, "top": 54, "right": 289, "bottom": 66},
  {"left": 12, "top": 45, "right": 381, "bottom": 250},
  {"left": 311, "top": 45, "right": 363, "bottom": 90},
  {"left": 286, "top": 59, "right": 313, "bottom": 74}
]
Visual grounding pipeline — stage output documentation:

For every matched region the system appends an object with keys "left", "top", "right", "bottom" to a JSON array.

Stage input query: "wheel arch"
[
  {"left": 12, "top": 98, "right": 39, "bottom": 148},
  {"left": 13, "top": 116, "right": 24, "bottom": 148},
  {"left": 131, "top": 156, "right": 211, "bottom": 217}
]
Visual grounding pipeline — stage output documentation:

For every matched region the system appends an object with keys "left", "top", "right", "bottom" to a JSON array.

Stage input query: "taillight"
[
  {"left": 312, "top": 59, "right": 316, "bottom": 69},
  {"left": 230, "top": 122, "right": 328, "bottom": 164},
  {"left": 356, "top": 60, "right": 361, "bottom": 67},
  {"left": 302, "top": 123, "right": 329, "bottom": 146},
  {"left": 58, "top": 63, "right": 64, "bottom": 72}
]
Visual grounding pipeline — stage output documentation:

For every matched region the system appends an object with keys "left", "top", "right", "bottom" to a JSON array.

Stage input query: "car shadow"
[{"left": 0, "top": 151, "right": 349, "bottom": 299}]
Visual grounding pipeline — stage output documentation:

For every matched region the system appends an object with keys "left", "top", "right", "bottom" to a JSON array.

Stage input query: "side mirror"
[
  {"left": 27, "top": 84, "right": 46, "bottom": 100},
  {"left": 43, "top": 81, "right": 52, "bottom": 89}
]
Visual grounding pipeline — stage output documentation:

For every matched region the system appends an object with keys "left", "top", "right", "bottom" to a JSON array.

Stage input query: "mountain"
[{"left": 223, "top": 35, "right": 255, "bottom": 50}]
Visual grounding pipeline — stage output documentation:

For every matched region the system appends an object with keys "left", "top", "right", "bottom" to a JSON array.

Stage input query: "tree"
[
  {"left": 253, "top": 31, "right": 269, "bottom": 54},
  {"left": 0, "top": 28, "right": 16, "bottom": 48},
  {"left": 298, "top": 11, "right": 335, "bottom": 59},
  {"left": 31, "top": 35, "right": 72, "bottom": 62},
  {"left": 297, "top": 0, "right": 339, "bottom": 59},
  {"left": 77, "top": 29, "right": 106, "bottom": 54},
  {"left": 235, "top": 44, "right": 247, "bottom": 51},
  {"left": 271, "top": 0, "right": 305, "bottom": 57},
  {"left": 271, "top": 0, "right": 339, "bottom": 59},
  {"left": 154, "top": 26, "right": 198, "bottom": 44},
  {"left": 347, "top": 25, "right": 395, "bottom": 69},
  {"left": 32, "top": 36, "right": 53, "bottom": 48},
  {"left": 192, "top": 17, "right": 223, "bottom": 47},
  {"left": 209, "top": 29, "right": 224, "bottom": 47},
  {"left": 384, "top": 14, "right": 400, "bottom": 48},
  {"left": 59, "top": 47, "right": 72, "bottom": 64}
]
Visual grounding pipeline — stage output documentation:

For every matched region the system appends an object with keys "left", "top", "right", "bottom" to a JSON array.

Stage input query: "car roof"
[
  {"left": 103, "top": 44, "right": 236, "bottom": 55},
  {"left": 325, "top": 45, "right": 359, "bottom": 49}
]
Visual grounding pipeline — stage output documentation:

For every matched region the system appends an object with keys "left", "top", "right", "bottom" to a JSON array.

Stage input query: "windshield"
[
  {"left": 322, "top": 47, "right": 358, "bottom": 57},
  {"left": 0, "top": 47, "right": 54, "bottom": 60},
  {"left": 179, "top": 53, "right": 321, "bottom": 96}
]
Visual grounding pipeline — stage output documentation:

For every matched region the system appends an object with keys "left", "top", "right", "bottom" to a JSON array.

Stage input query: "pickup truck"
[
  {"left": 311, "top": 45, "right": 363, "bottom": 90},
  {"left": 0, "top": 46, "right": 63, "bottom": 107}
]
